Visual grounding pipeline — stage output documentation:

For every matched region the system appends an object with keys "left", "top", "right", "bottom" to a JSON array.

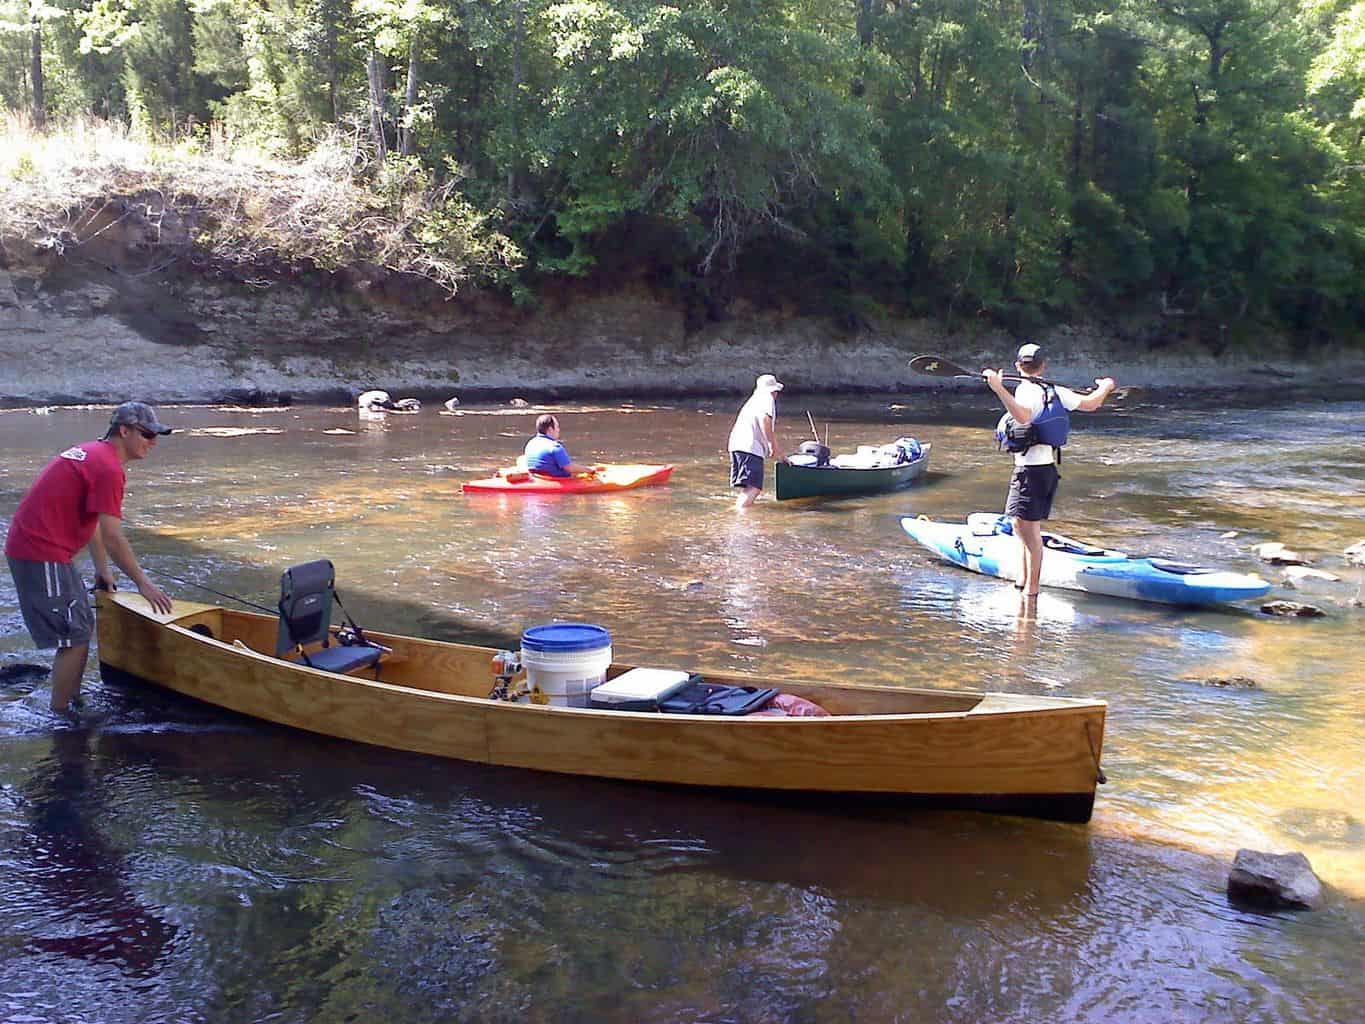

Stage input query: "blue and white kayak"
[{"left": 900, "top": 513, "right": 1272, "bottom": 607}]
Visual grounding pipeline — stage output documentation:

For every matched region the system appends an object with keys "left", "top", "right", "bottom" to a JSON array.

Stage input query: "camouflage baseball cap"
[{"left": 108, "top": 401, "right": 173, "bottom": 435}]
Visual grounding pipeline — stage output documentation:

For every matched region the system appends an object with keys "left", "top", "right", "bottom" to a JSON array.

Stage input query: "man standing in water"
[
  {"left": 727, "top": 373, "right": 785, "bottom": 509},
  {"left": 4, "top": 402, "right": 175, "bottom": 712},
  {"left": 984, "top": 344, "right": 1116, "bottom": 597}
]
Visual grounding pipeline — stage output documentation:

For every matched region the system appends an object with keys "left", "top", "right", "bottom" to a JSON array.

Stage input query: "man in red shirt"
[{"left": 5, "top": 402, "right": 175, "bottom": 712}]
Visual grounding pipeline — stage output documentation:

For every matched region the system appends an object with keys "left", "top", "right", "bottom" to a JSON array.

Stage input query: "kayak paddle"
[{"left": 908, "top": 355, "right": 1131, "bottom": 399}]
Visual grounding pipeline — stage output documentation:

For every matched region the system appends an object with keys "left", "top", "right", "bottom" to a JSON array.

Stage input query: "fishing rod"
[
  {"left": 151, "top": 570, "right": 375, "bottom": 646},
  {"left": 142, "top": 571, "right": 277, "bottom": 615}
]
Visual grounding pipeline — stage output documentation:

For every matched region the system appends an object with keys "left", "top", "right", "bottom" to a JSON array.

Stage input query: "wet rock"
[
  {"left": 443, "top": 397, "right": 461, "bottom": 411},
  {"left": 1261, "top": 600, "right": 1326, "bottom": 618},
  {"left": 509, "top": 397, "right": 530, "bottom": 408},
  {"left": 1282, "top": 566, "right": 1340, "bottom": 584},
  {"left": 1253, "top": 542, "right": 1311, "bottom": 566},
  {"left": 0, "top": 662, "right": 50, "bottom": 684},
  {"left": 1345, "top": 540, "right": 1365, "bottom": 568},
  {"left": 1227, "top": 849, "right": 1324, "bottom": 911},
  {"left": 684, "top": 580, "right": 704, "bottom": 592},
  {"left": 1219, "top": 531, "right": 1239, "bottom": 539},
  {"left": 1192, "top": 675, "right": 1258, "bottom": 689}
]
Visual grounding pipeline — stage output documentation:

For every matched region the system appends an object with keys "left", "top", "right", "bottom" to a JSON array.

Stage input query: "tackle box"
[{"left": 589, "top": 668, "right": 694, "bottom": 712}]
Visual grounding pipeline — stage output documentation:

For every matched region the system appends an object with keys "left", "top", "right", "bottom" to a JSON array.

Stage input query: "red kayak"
[{"left": 462, "top": 464, "right": 675, "bottom": 495}]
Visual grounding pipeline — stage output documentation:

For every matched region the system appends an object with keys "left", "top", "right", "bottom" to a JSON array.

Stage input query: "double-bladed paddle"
[{"left": 907, "top": 354, "right": 1131, "bottom": 399}]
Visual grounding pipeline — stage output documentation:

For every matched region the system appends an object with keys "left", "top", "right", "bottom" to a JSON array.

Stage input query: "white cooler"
[{"left": 590, "top": 668, "right": 693, "bottom": 712}]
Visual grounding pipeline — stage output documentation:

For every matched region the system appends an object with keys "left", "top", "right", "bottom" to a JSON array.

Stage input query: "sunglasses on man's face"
[{"left": 134, "top": 427, "right": 158, "bottom": 440}]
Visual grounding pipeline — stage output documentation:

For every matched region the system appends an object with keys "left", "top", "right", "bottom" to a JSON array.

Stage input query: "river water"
[{"left": 1, "top": 394, "right": 1362, "bottom": 1023}]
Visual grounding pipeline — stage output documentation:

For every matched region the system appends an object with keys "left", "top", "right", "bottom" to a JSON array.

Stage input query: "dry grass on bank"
[{"left": 0, "top": 116, "right": 521, "bottom": 295}]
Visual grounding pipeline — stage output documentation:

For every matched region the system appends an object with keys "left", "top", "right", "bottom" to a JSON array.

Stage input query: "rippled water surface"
[{"left": 2, "top": 394, "right": 1362, "bottom": 1023}]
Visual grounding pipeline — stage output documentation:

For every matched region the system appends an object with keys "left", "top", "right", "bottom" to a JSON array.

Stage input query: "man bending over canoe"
[
  {"left": 4, "top": 402, "right": 175, "bottom": 712},
  {"left": 524, "top": 414, "right": 599, "bottom": 478},
  {"left": 984, "top": 344, "right": 1117, "bottom": 598}
]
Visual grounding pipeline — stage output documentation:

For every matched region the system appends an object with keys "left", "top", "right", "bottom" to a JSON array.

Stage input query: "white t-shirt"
[
  {"left": 1001, "top": 379, "right": 1083, "bottom": 466},
  {"left": 728, "top": 391, "right": 777, "bottom": 457}
]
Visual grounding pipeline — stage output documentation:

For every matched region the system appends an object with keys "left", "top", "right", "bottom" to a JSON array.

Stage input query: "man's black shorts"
[
  {"left": 1005, "top": 464, "right": 1060, "bottom": 522},
  {"left": 730, "top": 451, "right": 764, "bottom": 490}
]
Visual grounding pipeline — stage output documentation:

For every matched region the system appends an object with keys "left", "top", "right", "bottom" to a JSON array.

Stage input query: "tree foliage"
[{"left": 2, "top": 0, "right": 1362, "bottom": 338}]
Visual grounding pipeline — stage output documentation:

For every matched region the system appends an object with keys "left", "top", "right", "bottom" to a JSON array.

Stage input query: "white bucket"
[{"left": 520, "top": 623, "right": 613, "bottom": 708}]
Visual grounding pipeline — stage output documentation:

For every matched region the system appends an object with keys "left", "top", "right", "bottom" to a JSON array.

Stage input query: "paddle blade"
[{"left": 908, "top": 355, "right": 976, "bottom": 379}]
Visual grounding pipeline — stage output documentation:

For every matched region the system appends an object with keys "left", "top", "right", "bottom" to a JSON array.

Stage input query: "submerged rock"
[
  {"left": 1227, "top": 849, "right": 1324, "bottom": 911},
  {"left": 1253, "top": 542, "right": 1311, "bottom": 566},
  {"left": 1282, "top": 566, "right": 1340, "bottom": 585},
  {"left": 0, "top": 662, "right": 50, "bottom": 684},
  {"left": 1192, "top": 675, "right": 1259, "bottom": 689},
  {"left": 1261, "top": 600, "right": 1326, "bottom": 617}
]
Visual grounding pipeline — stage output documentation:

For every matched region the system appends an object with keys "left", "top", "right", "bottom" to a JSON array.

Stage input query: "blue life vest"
[{"left": 996, "top": 384, "right": 1070, "bottom": 454}]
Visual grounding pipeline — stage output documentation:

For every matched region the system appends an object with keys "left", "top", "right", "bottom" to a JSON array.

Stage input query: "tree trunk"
[
  {"left": 507, "top": 0, "right": 525, "bottom": 201},
  {"left": 368, "top": 49, "right": 388, "bottom": 160},
  {"left": 30, "top": 17, "right": 46, "bottom": 131},
  {"left": 399, "top": 37, "right": 419, "bottom": 157}
]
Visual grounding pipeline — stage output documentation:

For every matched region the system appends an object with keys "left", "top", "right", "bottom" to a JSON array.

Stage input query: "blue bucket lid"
[{"left": 521, "top": 623, "right": 611, "bottom": 653}]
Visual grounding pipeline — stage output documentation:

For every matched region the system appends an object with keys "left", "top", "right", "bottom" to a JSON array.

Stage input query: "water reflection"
[{"left": 18, "top": 728, "right": 178, "bottom": 975}]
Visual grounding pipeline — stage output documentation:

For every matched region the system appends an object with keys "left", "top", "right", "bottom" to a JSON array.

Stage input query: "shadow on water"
[{"left": 17, "top": 727, "right": 179, "bottom": 975}]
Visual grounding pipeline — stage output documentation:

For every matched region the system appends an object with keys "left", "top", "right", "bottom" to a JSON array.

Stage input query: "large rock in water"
[
  {"left": 1261, "top": 600, "right": 1326, "bottom": 617},
  {"left": 1227, "top": 850, "right": 1324, "bottom": 910}
]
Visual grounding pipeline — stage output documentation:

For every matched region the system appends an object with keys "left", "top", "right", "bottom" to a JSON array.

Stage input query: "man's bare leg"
[
  {"left": 50, "top": 644, "right": 90, "bottom": 712},
  {"left": 1014, "top": 518, "right": 1045, "bottom": 596}
]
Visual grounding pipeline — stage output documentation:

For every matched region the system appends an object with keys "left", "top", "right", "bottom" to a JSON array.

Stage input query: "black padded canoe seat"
[{"left": 276, "top": 559, "right": 383, "bottom": 676}]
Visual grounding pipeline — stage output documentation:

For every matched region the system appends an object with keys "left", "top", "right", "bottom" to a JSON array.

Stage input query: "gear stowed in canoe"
[
  {"left": 900, "top": 513, "right": 1272, "bottom": 607},
  {"left": 776, "top": 436, "right": 931, "bottom": 501},
  {"left": 462, "top": 464, "right": 675, "bottom": 494}
]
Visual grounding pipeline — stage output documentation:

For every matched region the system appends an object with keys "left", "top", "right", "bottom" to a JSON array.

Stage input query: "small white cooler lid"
[{"left": 591, "top": 668, "right": 693, "bottom": 703}]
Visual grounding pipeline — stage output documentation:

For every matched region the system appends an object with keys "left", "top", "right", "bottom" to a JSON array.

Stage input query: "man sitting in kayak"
[{"left": 524, "top": 415, "right": 600, "bottom": 478}]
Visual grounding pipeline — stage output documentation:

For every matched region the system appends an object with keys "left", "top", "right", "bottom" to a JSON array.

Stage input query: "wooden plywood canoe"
[
  {"left": 462, "top": 464, "right": 674, "bottom": 494},
  {"left": 96, "top": 592, "right": 1108, "bottom": 822},
  {"left": 776, "top": 445, "right": 931, "bottom": 500}
]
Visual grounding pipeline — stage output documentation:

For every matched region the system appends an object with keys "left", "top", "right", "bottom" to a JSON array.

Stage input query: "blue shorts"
[
  {"left": 730, "top": 451, "right": 765, "bottom": 490},
  {"left": 1005, "top": 465, "right": 1061, "bottom": 522}
]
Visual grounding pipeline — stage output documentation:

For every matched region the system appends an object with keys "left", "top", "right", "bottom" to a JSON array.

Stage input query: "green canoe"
[{"left": 775, "top": 443, "right": 931, "bottom": 500}]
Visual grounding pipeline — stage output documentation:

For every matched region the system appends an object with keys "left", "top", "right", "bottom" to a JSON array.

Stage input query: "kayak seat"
[
  {"left": 1147, "top": 559, "right": 1210, "bottom": 575},
  {"left": 276, "top": 559, "right": 384, "bottom": 675},
  {"left": 1043, "top": 535, "right": 1108, "bottom": 556}
]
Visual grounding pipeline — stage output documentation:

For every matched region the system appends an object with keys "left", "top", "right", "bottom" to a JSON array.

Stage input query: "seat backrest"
[{"left": 276, "top": 560, "right": 338, "bottom": 657}]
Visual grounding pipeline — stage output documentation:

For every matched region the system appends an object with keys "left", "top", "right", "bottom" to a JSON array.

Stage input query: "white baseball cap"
[
  {"left": 1016, "top": 343, "right": 1045, "bottom": 365},
  {"left": 755, "top": 373, "right": 784, "bottom": 392}
]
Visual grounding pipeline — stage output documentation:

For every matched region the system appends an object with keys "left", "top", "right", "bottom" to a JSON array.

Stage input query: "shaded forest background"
[{"left": 2, "top": 0, "right": 1364, "bottom": 346}]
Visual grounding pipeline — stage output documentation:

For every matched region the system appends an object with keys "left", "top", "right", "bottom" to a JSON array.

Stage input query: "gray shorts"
[{"left": 6, "top": 557, "right": 94, "bottom": 649}]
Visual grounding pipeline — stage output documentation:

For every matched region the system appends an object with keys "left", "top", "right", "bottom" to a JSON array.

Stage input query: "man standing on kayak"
[
  {"left": 727, "top": 373, "right": 785, "bottom": 509},
  {"left": 4, "top": 402, "right": 175, "bottom": 713},
  {"left": 984, "top": 344, "right": 1117, "bottom": 597},
  {"left": 524, "top": 414, "right": 598, "bottom": 478}
]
